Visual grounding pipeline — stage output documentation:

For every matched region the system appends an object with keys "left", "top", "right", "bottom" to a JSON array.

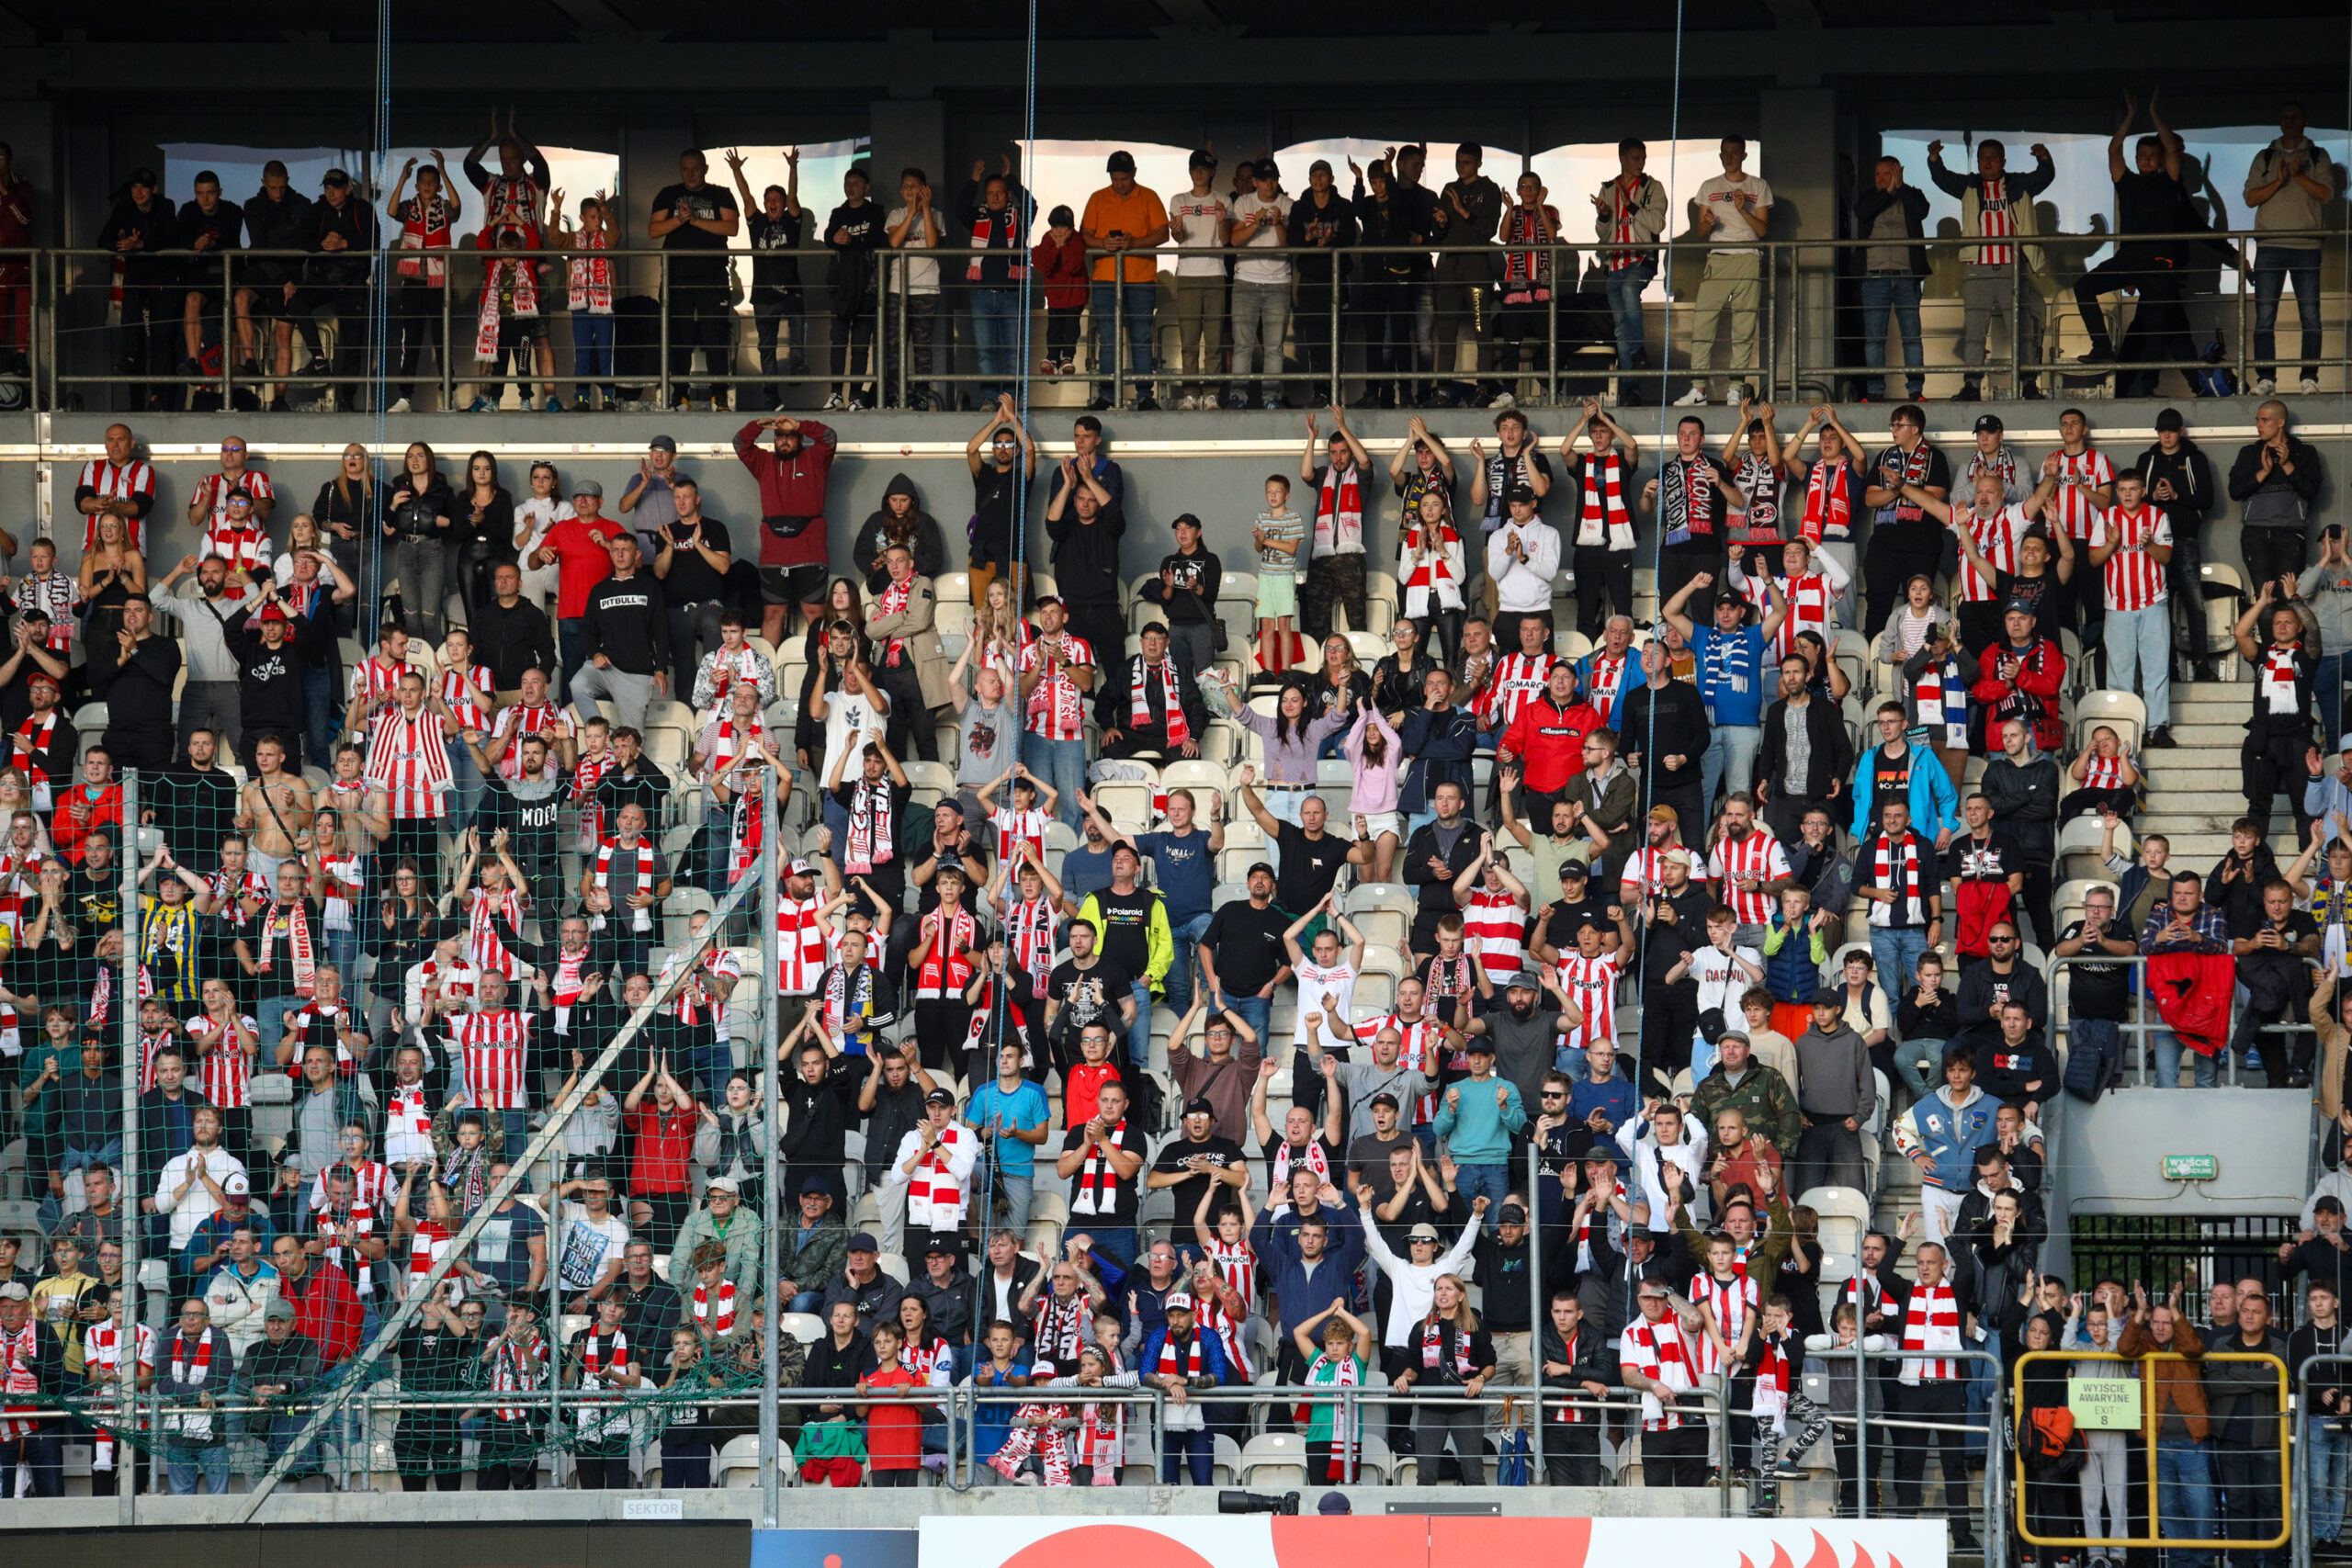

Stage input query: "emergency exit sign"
[{"left": 2163, "top": 1155, "right": 2220, "bottom": 1180}]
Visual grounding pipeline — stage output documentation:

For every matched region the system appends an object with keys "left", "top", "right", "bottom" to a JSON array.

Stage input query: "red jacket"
[
  {"left": 281, "top": 1258, "right": 365, "bottom": 1366},
  {"left": 2147, "top": 951, "right": 2234, "bottom": 1057},
  {"left": 1969, "top": 637, "right": 2067, "bottom": 751},
  {"left": 1030, "top": 232, "right": 1089, "bottom": 310},
  {"left": 1499, "top": 697, "right": 1603, "bottom": 795},
  {"left": 732, "top": 420, "right": 838, "bottom": 569},
  {"left": 51, "top": 782, "right": 123, "bottom": 861}
]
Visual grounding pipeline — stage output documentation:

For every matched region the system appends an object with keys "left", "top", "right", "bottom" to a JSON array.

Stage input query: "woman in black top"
[
  {"left": 386, "top": 442, "right": 456, "bottom": 642},
  {"left": 1400, "top": 1274, "right": 1496, "bottom": 1485},
  {"left": 1778, "top": 1203, "right": 1826, "bottom": 1338},
  {"left": 311, "top": 443, "right": 379, "bottom": 634},
  {"left": 452, "top": 450, "right": 517, "bottom": 634},
  {"left": 1372, "top": 617, "right": 1439, "bottom": 716},
  {"left": 851, "top": 475, "right": 949, "bottom": 591},
  {"left": 1304, "top": 636, "right": 1373, "bottom": 761},
  {"left": 803, "top": 1301, "right": 878, "bottom": 1410},
  {"left": 802, "top": 576, "right": 866, "bottom": 660},
  {"left": 372, "top": 858, "right": 447, "bottom": 990}
]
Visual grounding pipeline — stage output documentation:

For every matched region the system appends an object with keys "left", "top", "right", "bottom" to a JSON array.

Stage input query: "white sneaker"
[
  {"left": 822, "top": 393, "right": 845, "bottom": 411},
  {"left": 385, "top": 397, "right": 411, "bottom": 414},
  {"left": 2255, "top": 377, "right": 2277, "bottom": 395},
  {"left": 1488, "top": 389, "right": 1518, "bottom": 411},
  {"left": 2304, "top": 377, "right": 2324, "bottom": 394},
  {"left": 1176, "top": 394, "right": 1198, "bottom": 412},
  {"left": 1672, "top": 384, "right": 1709, "bottom": 407}
]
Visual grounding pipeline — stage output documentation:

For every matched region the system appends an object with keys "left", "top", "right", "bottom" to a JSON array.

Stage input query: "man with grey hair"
[{"left": 2233, "top": 399, "right": 2326, "bottom": 604}]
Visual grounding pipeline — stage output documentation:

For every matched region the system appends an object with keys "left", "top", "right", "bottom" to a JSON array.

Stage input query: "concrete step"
[
  {"left": 2163, "top": 723, "right": 2253, "bottom": 750},
  {"left": 2141, "top": 768, "right": 2253, "bottom": 793},
  {"left": 2139, "top": 790, "right": 2274, "bottom": 815},
  {"left": 2132, "top": 832, "right": 2303, "bottom": 861}
]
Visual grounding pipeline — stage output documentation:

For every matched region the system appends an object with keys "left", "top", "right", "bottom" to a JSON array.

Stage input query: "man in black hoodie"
[
  {"left": 286, "top": 169, "right": 377, "bottom": 411},
  {"left": 2138, "top": 408, "right": 2222, "bottom": 682},
  {"left": 2231, "top": 399, "right": 2327, "bottom": 592},
  {"left": 96, "top": 166, "right": 177, "bottom": 412},
  {"left": 822, "top": 165, "right": 886, "bottom": 411},
  {"left": 242, "top": 162, "right": 311, "bottom": 405},
  {"left": 1537, "top": 1288, "right": 1618, "bottom": 1483}
]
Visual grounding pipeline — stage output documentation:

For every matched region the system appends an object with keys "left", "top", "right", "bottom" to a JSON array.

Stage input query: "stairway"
[{"left": 2133, "top": 678, "right": 2308, "bottom": 863}]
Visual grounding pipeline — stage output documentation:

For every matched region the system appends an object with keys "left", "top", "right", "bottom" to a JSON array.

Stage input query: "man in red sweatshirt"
[
  {"left": 269, "top": 1232, "right": 364, "bottom": 1368},
  {"left": 734, "top": 415, "right": 839, "bottom": 645},
  {"left": 1498, "top": 660, "right": 1604, "bottom": 819}
]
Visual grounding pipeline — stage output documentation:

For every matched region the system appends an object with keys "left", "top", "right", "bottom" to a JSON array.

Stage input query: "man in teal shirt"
[
  {"left": 964, "top": 1036, "right": 1051, "bottom": 1235},
  {"left": 1433, "top": 1033, "right": 1528, "bottom": 1232}
]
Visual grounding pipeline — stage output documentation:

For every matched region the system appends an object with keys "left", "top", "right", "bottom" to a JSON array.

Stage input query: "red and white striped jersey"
[
  {"left": 1622, "top": 1314, "right": 1698, "bottom": 1430},
  {"left": 77, "top": 457, "right": 155, "bottom": 553},
  {"left": 572, "top": 751, "right": 615, "bottom": 846},
  {"left": 1957, "top": 503, "right": 2030, "bottom": 604},
  {"left": 1461, "top": 888, "right": 1529, "bottom": 984},
  {"left": 348, "top": 655, "right": 408, "bottom": 721},
  {"left": 192, "top": 468, "right": 276, "bottom": 553},
  {"left": 1620, "top": 846, "right": 1702, "bottom": 903},
  {"left": 1019, "top": 634, "right": 1095, "bottom": 742},
  {"left": 82, "top": 1319, "right": 157, "bottom": 1381},
  {"left": 1354, "top": 1011, "right": 1448, "bottom": 1124},
  {"left": 491, "top": 703, "right": 569, "bottom": 780},
  {"left": 457, "top": 1010, "right": 532, "bottom": 1111},
  {"left": 663, "top": 945, "right": 743, "bottom": 1032},
  {"left": 1689, "top": 1268, "right": 1758, "bottom": 1376},
  {"left": 2093, "top": 503, "right": 2173, "bottom": 612},
  {"left": 993, "top": 806, "right": 1048, "bottom": 868},
  {"left": 406, "top": 1218, "right": 453, "bottom": 1298},
  {"left": 2048, "top": 448, "right": 2115, "bottom": 542},
  {"left": 204, "top": 525, "right": 269, "bottom": 575},
  {"left": 1206, "top": 1237, "right": 1257, "bottom": 1304},
  {"left": 467, "top": 886, "right": 525, "bottom": 980},
  {"left": 1973, "top": 175, "right": 2017, "bottom": 266},
  {"left": 186, "top": 1012, "right": 258, "bottom": 1108},
  {"left": 1740, "top": 568, "right": 1843, "bottom": 662},
  {"left": 776, "top": 896, "right": 830, "bottom": 995},
  {"left": 1475, "top": 651, "right": 1557, "bottom": 731},
  {"left": 1582, "top": 650, "right": 1634, "bottom": 728},
  {"left": 1555, "top": 950, "right": 1623, "bottom": 1053},
  {"left": 1707, "top": 829, "right": 1789, "bottom": 926},
  {"left": 365, "top": 708, "right": 453, "bottom": 818},
  {"left": 313, "top": 1200, "right": 379, "bottom": 1296},
  {"left": 437, "top": 663, "right": 496, "bottom": 734},
  {"left": 2079, "top": 751, "right": 2128, "bottom": 790}
]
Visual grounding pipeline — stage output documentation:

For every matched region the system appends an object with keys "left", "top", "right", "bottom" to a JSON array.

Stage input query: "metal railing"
[
  {"left": 2016, "top": 1348, "right": 2290, "bottom": 1554},
  {"left": 2046, "top": 951, "right": 2317, "bottom": 1090},
  {"left": 2293, "top": 1351, "right": 2352, "bottom": 1568},
  {"left": 18, "top": 223, "right": 2341, "bottom": 415}
]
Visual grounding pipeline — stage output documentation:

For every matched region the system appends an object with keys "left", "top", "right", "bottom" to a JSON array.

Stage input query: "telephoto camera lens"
[{"left": 1216, "top": 1489, "right": 1302, "bottom": 1515}]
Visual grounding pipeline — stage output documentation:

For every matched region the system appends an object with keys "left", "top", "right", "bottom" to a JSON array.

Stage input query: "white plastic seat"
[
  {"left": 1238, "top": 1430, "right": 1311, "bottom": 1488},
  {"left": 2072, "top": 691, "right": 2146, "bottom": 754}
]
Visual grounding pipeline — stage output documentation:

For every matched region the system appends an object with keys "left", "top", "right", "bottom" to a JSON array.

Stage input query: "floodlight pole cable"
[{"left": 367, "top": 0, "right": 392, "bottom": 629}]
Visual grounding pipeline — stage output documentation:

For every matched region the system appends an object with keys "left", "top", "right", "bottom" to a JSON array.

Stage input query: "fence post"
[
  {"left": 1112, "top": 266, "right": 1125, "bottom": 408},
  {"left": 658, "top": 254, "right": 671, "bottom": 411},
  {"left": 116, "top": 768, "right": 141, "bottom": 1525},
  {"left": 1329, "top": 273, "right": 1340, "bottom": 408},
  {"left": 221, "top": 254, "right": 235, "bottom": 408},
  {"left": 1544, "top": 245, "right": 1559, "bottom": 410},
  {"left": 441, "top": 275, "right": 454, "bottom": 412},
  {"left": 1855, "top": 1220, "right": 1871, "bottom": 1518}
]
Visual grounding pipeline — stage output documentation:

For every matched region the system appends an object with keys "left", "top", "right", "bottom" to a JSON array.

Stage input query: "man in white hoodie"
[
  {"left": 201, "top": 1224, "right": 279, "bottom": 1356},
  {"left": 1484, "top": 484, "right": 1563, "bottom": 653}
]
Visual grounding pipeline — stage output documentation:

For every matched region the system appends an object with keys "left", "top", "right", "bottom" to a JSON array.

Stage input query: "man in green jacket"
[
  {"left": 1665, "top": 1159, "right": 1795, "bottom": 1303},
  {"left": 1690, "top": 1031, "right": 1804, "bottom": 1156},
  {"left": 776, "top": 1177, "right": 849, "bottom": 1314},
  {"left": 670, "top": 1175, "right": 764, "bottom": 1292}
]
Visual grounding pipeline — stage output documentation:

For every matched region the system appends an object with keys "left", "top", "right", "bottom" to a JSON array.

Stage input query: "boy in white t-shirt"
[
  {"left": 884, "top": 170, "right": 944, "bottom": 409},
  {"left": 1227, "top": 162, "right": 1294, "bottom": 410},
  {"left": 1168, "top": 149, "right": 1231, "bottom": 411},
  {"left": 1284, "top": 891, "right": 1367, "bottom": 1083},
  {"left": 1677, "top": 136, "right": 1775, "bottom": 407},
  {"left": 976, "top": 764, "right": 1058, "bottom": 869},
  {"left": 1667, "top": 907, "right": 1764, "bottom": 1081}
]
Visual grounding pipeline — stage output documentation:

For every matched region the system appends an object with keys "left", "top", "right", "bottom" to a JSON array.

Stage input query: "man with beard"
[
  {"left": 1618, "top": 640, "right": 1710, "bottom": 826},
  {"left": 1756, "top": 652, "right": 1854, "bottom": 842},
  {"left": 1634, "top": 848, "right": 1713, "bottom": 1095}
]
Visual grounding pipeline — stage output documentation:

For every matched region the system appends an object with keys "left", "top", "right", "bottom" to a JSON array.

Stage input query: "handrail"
[
  {"left": 2015, "top": 1348, "right": 2290, "bottom": 1551},
  {"left": 2044, "top": 950, "right": 2316, "bottom": 1091}
]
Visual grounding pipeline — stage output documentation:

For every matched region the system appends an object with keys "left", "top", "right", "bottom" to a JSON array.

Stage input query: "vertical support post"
[
  {"left": 117, "top": 768, "right": 141, "bottom": 1525},
  {"left": 760, "top": 781, "right": 783, "bottom": 1528}
]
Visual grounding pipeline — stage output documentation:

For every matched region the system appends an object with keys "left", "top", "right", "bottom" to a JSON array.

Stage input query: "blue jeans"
[
  {"left": 1870, "top": 926, "right": 1929, "bottom": 1007},
  {"left": 971, "top": 288, "right": 1022, "bottom": 400},
  {"left": 686, "top": 1042, "right": 735, "bottom": 1107},
  {"left": 1218, "top": 994, "right": 1272, "bottom": 1054},
  {"left": 571, "top": 312, "right": 616, "bottom": 402},
  {"left": 447, "top": 738, "right": 485, "bottom": 835},
  {"left": 2309, "top": 1418, "right": 2352, "bottom": 1542},
  {"left": 1163, "top": 911, "right": 1213, "bottom": 1014},
  {"left": 2150, "top": 1027, "right": 2218, "bottom": 1089},
  {"left": 257, "top": 997, "right": 296, "bottom": 1066},
  {"left": 2106, "top": 604, "right": 2173, "bottom": 728},
  {"left": 559, "top": 617, "right": 590, "bottom": 696},
  {"left": 2253, "top": 246, "right": 2323, "bottom": 380},
  {"left": 2157, "top": 1435, "right": 2216, "bottom": 1568},
  {"left": 1031, "top": 735, "right": 1088, "bottom": 832},
  {"left": 1074, "top": 1224, "right": 1135, "bottom": 1272},
  {"left": 1860, "top": 274, "right": 1925, "bottom": 400},
  {"left": 1126, "top": 979, "right": 1155, "bottom": 1084},
  {"left": 789, "top": 1290, "right": 824, "bottom": 1314},
  {"left": 167, "top": 1440, "right": 231, "bottom": 1494},
  {"left": 1605, "top": 263, "right": 1655, "bottom": 367},
  {"left": 1699, "top": 724, "right": 1759, "bottom": 816},
  {"left": 1090, "top": 279, "right": 1156, "bottom": 401},
  {"left": 303, "top": 664, "right": 336, "bottom": 767},
  {"left": 1163, "top": 1425, "right": 1213, "bottom": 1484},
  {"left": 1453, "top": 1161, "right": 1511, "bottom": 1227}
]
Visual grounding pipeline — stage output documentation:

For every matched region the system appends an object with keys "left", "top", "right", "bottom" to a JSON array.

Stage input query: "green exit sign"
[{"left": 2163, "top": 1155, "right": 2220, "bottom": 1181}]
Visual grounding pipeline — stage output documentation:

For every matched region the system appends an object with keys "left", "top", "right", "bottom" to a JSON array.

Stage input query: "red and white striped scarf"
[
  {"left": 396, "top": 196, "right": 454, "bottom": 283},
  {"left": 729, "top": 773, "right": 767, "bottom": 884},
  {"left": 0, "top": 1320, "right": 40, "bottom": 1439},
  {"left": 692, "top": 1279, "right": 737, "bottom": 1337},
  {"left": 492, "top": 1334, "right": 548, "bottom": 1420},
  {"left": 1419, "top": 1314, "right": 1475, "bottom": 1379},
  {"left": 1603, "top": 175, "right": 1650, "bottom": 270},
  {"left": 169, "top": 1329, "right": 215, "bottom": 1389},
  {"left": 914, "top": 906, "right": 978, "bottom": 997},
  {"left": 567, "top": 227, "right": 613, "bottom": 312},
  {"left": 711, "top": 713, "right": 765, "bottom": 770},
  {"left": 700, "top": 646, "right": 767, "bottom": 718},
  {"left": 1269, "top": 1138, "right": 1328, "bottom": 1190},
  {"left": 1802, "top": 457, "right": 1852, "bottom": 543},
  {"left": 1072, "top": 1119, "right": 1126, "bottom": 1215},
  {"left": 549, "top": 946, "right": 593, "bottom": 1010},
  {"left": 1898, "top": 1281, "right": 1962, "bottom": 1383},
  {"left": 15, "top": 709, "right": 57, "bottom": 801},
  {"left": 1314, "top": 463, "right": 1363, "bottom": 553},
  {"left": 845, "top": 777, "right": 896, "bottom": 875},
  {"left": 966, "top": 207, "right": 1030, "bottom": 280},
  {"left": 905, "top": 1123, "right": 973, "bottom": 1224},
  {"left": 406, "top": 1217, "right": 450, "bottom": 1295},
  {"left": 776, "top": 897, "right": 828, "bottom": 995},
  {"left": 1577, "top": 450, "right": 1634, "bottom": 549},
  {"left": 1753, "top": 1330, "right": 1793, "bottom": 1422},
  {"left": 572, "top": 751, "right": 615, "bottom": 846},
  {"left": 594, "top": 838, "right": 656, "bottom": 931},
  {"left": 1623, "top": 1315, "right": 1695, "bottom": 1430},
  {"left": 16, "top": 571, "right": 80, "bottom": 652},
  {"left": 1300, "top": 1350, "right": 1363, "bottom": 1461},
  {"left": 1007, "top": 894, "right": 1057, "bottom": 994},
  {"left": 479, "top": 174, "right": 543, "bottom": 243},
  {"left": 256, "top": 898, "right": 318, "bottom": 998},
  {"left": 1128, "top": 657, "right": 1191, "bottom": 748},
  {"left": 1500, "top": 205, "right": 1555, "bottom": 299},
  {"left": 475, "top": 254, "right": 539, "bottom": 362},
  {"left": 1869, "top": 831, "right": 1926, "bottom": 928},
  {"left": 876, "top": 579, "right": 912, "bottom": 665},
  {"left": 1153, "top": 1330, "right": 1205, "bottom": 1382}
]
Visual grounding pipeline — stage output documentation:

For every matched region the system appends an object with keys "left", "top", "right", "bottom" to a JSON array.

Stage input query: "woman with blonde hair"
[
  {"left": 76, "top": 512, "right": 144, "bottom": 654},
  {"left": 1397, "top": 1271, "right": 1495, "bottom": 1485},
  {"left": 970, "top": 572, "right": 1029, "bottom": 676},
  {"left": 310, "top": 442, "right": 377, "bottom": 630}
]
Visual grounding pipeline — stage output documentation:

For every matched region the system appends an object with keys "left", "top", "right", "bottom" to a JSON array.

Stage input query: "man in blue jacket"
[
  {"left": 1848, "top": 700, "right": 1961, "bottom": 846},
  {"left": 1892, "top": 1044, "right": 1994, "bottom": 1243},
  {"left": 1139, "top": 1291, "right": 1233, "bottom": 1484},
  {"left": 1397, "top": 667, "right": 1477, "bottom": 837},
  {"left": 1256, "top": 1191, "right": 1368, "bottom": 1386}
]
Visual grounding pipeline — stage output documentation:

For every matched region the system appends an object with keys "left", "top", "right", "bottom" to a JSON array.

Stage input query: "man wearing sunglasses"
[{"left": 1951, "top": 923, "right": 2050, "bottom": 1055}]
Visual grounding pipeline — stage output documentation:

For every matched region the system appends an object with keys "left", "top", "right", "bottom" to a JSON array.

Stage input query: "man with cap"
[
  {"left": 1792, "top": 985, "right": 1874, "bottom": 1194},
  {"left": 1472, "top": 1195, "right": 1566, "bottom": 1400},
  {"left": 527, "top": 480, "right": 623, "bottom": 694},
  {"left": 819, "top": 1230, "right": 908, "bottom": 1327},
  {"left": 1080, "top": 151, "right": 1170, "bottom": 411},
  {"left": 773, "top": 1178, "right": 847, "bottom": 1315},
  {"left": 286, "top": 166, "right": 378, "bottom": 410},
  {"left": 1147, "top": 1095, "right": 1250, "bottom": 1228},
  {"left": 1486, "top": 482, "right": 1563, "bottom": 654},
  {"left": 672, "top": 1168, "right": 764, "bottom": 1294},
  {"left": 223, "top": 585, "right": 327, "bottom": 773},
  {"left": 1096, "top": 621, "right": 1205, "bottom": 763},
  {"left": 201, "top": 1222, "right": 280, "bottom": 1356},
  {"left": 2137, "top": 408, "right": 2222, "bottom": 684},
  {"left": 1200, "top": 859, "right": 1293, "bottom": 1049},
  {"left": 1140, "top": 1285, "right": 1232, "bottom": 1483},
  {"left": 910, "top": 1236, "right": 976, "bottom": 1348},
  {"left": 96, "top": 165, "right": 177, "bottom": 412},
  {"left": 236, "top": 1294, "right": 323, "bottom": 1475},
  {"left": 1958, "top": 412, "right": 2027, "bottom": 504},
  {"left": 1663, "top": 569, "right": 1787, "bottom": 811},
  {"left": 884, "top": 1087, "right": 980, "bottom": 1258},
  {"left": 732, "top": 412, "right": 842, "bottom": 646}
]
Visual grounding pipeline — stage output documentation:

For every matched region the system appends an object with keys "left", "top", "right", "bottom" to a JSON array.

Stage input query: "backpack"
[
  {"left": 2023, "top": 1404, "right": 2085, "bottom": 1478},
  {"left": 2063, "top": 1022, "right": 2118, "bottom": 1104},
  {"left": 2188, "top": 331, "right": 2239, "bottom": 400}
]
